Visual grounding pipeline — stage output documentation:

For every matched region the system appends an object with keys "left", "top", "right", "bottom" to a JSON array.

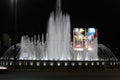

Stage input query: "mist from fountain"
[{"left": 19, "top": 35, "right": 46, "bottom": 60}]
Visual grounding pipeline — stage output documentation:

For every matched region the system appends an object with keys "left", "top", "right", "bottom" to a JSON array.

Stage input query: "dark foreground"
[{"left": 1, "top": 70, "right": 120, "bottom": 80}]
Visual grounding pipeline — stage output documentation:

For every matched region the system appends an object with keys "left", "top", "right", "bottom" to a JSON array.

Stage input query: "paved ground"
[{"left": 0, "top": 70, "right": 120, "bottom": 80}]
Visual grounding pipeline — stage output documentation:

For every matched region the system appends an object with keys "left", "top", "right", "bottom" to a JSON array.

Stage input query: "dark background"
[{"left": 0, "top": 0, "right": 119, "bottom": 57}]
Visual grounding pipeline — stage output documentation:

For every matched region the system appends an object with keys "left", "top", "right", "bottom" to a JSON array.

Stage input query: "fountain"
[
  {"left": 46, "top": 0, "right": 71, "bottom": 60},
  {"left": 14, "top": 0, "right": 98, "bottom": 60},
  {"left": 18, "top": 0, "right": 98, "bottom": 61},
  {"left": 19, "top": 0, "right": 71, "bottom": 60},
  {"left": 1, "top": 0, "right": 117, "bottom": 61}
]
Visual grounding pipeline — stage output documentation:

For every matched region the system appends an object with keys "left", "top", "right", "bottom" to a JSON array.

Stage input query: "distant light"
[
  {"left": 110, "top": 62, "right": 112, "bottom": 65},
  {"left": 36, "top": 62, "right": 40, "bottom": 66},
  {"left": 30, "top": 62, "right": 33, "bottom": 66},
  {"left": 85, "top": 62, "right": 88, "bottom": 66},
  {"left": 10, "top": 62, "right": 13, "bottom": 65},
  {"left": 10, "top": 58, "right": 14, "bottom": 60},
  {"left": 71, "top": 62, "right": 75, "bottom": 66},
  {"left": 6, "top": 61, "right": 8, "bottom": 65},
  {"left": 64, "top": 62, "right": 68, "bottom": 66},
  {"left": 102, "top": 62, "right": 105, "bottom": 65},
  {"left": 19, "top": 62, "right": 22, "bottom": 66},
  {"left": 91, "top": 62, "right": 94, "bottom": 66},
  {"left": 78, "top": 62, "right": 82, "bottom": 66},
  {"left": 97, "top": 62, "right": 99, "bottom": 66},
  {"left": 0, "top": 66, "right": 7, "bottom": 70},
  {"left": 43, "top": 62, "right": 47, "bottom": 66},
  {"left": 57, "top": 62, "right": 61, "bottom": 66},
  {"left": 50, "top": 62, "right": 54, "bottom": 66},
  {"left": 114, "top": 62, "right": 116, "bottom": 65}
]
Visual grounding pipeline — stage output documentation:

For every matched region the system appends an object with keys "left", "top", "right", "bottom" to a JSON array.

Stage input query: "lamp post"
[
  {"left": 14, "top": 0, "right": 17, "bottom": 62},
  {"left": 10, "top": 0, "right": 18, "bottom": 63}
]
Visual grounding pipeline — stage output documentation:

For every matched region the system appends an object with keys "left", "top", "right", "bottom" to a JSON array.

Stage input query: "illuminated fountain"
[
  {"left": 19, "top": 0, "right": 71, "bottom": 60},
  {"left": 1, "top": 0, "right": 117, "bottom": 61},
  {"left": 46, "top": 0, "right": 71, "bottom": 60},
  {"left": 19, "top": 0, "right": 98, "bottom": 61}
]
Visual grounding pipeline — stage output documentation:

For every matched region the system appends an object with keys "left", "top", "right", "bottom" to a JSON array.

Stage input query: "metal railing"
[{"left": 0, "top": 59, "right": 120, "bottom": 71}]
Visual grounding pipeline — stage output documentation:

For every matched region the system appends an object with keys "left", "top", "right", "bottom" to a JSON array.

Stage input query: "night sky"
[{"left": 0, "top": 0, "right": 120, "bottom": 54}]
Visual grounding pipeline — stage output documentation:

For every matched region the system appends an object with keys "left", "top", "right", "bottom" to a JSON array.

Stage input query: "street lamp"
[
  {"left": 10, "top": 0, "right": 18, "bottom": 61},
  {"left": 14, "top": 0, "right": 18, "bottom": 62}
]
